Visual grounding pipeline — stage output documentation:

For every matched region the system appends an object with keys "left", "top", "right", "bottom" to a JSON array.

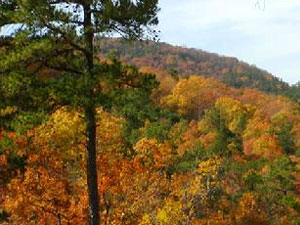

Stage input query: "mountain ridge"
[{"left": 97, "top": 38, "right": 300, "bottom": 99}]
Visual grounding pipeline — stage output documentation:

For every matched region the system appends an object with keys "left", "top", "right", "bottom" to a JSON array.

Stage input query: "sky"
[{"left": 157, "top": 0, "right": 300, "bottom": 84}]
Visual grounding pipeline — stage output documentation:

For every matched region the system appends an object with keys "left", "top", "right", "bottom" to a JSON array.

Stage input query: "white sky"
[{"left": 158, "top": 0, "right": 300, "bottom": 84}]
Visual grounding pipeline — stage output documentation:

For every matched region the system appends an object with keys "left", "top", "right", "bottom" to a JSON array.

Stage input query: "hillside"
[
  {"left": 3, "top": 39, "right": 300, "bottom": 224},
  {"left": 3, "top": 72, "right": 300, "bottom": 224},
  {"left": 98, "top": 38, "right": 300, "bottom": 99}
]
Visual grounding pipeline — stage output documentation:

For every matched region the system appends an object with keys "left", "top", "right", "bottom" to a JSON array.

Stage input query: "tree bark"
[
  {"left": 83, "top": 3, "right": 100, "bottom": 225},
  {"left": 85, "top": 106, "right": 100, "bottom": 225}
]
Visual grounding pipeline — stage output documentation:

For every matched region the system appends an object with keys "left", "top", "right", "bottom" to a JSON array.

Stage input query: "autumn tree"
[
  {"left": 162, "top": 76, "right": 228, "bottom": 120},
  {"left": 0, "top": 1, "right": 159, "bottom": 224}
]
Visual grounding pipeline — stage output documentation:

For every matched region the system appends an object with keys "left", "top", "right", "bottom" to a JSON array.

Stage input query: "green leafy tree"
[
  {"left": 202, "top": 107, "right": 243, "bottom": 157},
  {"left": 0, "top": 1, "right": 159, "bottom": 224}
]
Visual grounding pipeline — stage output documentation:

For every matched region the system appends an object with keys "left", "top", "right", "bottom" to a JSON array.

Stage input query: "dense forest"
[
  {"left": 2, "top": 66, "right": 300, "bottom": 224},
  {"left": 1, "top": 1, "right": 300, "bottom": 225}
]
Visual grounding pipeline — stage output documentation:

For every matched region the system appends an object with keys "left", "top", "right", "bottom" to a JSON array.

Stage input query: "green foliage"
[
  {"left": 285, "top": 82, "right": 300, "bottom": 100},
  {"left": 282, "top": 196, "right": 300, "bottom": 212},
  {"left": 0, "top": 210, "right": 9, "bottom": 223},
  {"left": 138, "top": 109, "right": 182, "bottom": 143},
  {"left": 243, "top": 170, "right": 263, "bottom": 191},
  {"left": 122, "top": 110, "right": 182, "bottom": 148},
  {"left": 205, "top": 107, "right": 243, "bottom": 156},
  {"left": 274, "top": 123, "right": 296, "bottom": 155},
  {"left": 268, "top": 156, "right": 296, "bottom": 192},
  {"left": 0, "top": 133, "right": 27, "bottom": 186},
  {"left": 223, "top": 72, "right": 300, "bottom": 100},
  {"left": 0, "top": 68, "right": 52, "bottom": 131},
  {"left": 142, "top": 120, "right": 172, "bottom": 142},
  {"left": 9, "top": 111, "right": 48, "bottom": 132},
  {"left": 223, "top": 72, "right": 290, "bottom": 94},
  {"left": 168, "top": 143, "right": 204, "bottom": 175},
  {"left": 224, "top": 157, "right": 267, "bottom": 193}
]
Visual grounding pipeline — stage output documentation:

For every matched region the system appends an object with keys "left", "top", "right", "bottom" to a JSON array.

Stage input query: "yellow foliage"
[
  {"left": 134, "top": 138, "right": 172, "bottom": 169},
  {"left": 139, "top": 214, "right": 153, "bottom": 225},
  {"left": 156, "top": 199, "right": 184, "bottom": 225},
  {"left": 243, "top": 109, "right": 270, "bottom": 139},
  {"left": 161, "top": 76, "right": 228, "bottom": 118},
  {"left": 140, "top": 67, "right": 178, "bottom": 104},
  {"left": 96, "top": 107, "right": 126, "bottom": 154},
  {"left": 252, "top": 134, "right": 283, "bottom": 160},
  {"left": 215, "top": 96, "right": 248, "bottom": 134},
  {"left": 0, "top": 106, "right": 17, "bottom": 116}
]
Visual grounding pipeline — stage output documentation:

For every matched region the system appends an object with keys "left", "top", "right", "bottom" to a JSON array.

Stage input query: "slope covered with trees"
[
  {"left": 2, "top": 70, "right": 300, "bottom": 224},
  {"left": 98, "top": 38, "right": 300, "bottom": 99}
]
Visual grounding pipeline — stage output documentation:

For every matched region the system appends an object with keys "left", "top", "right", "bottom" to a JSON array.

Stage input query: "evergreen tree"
[{"left": 0, "top": 1, "right": 159, "bottom": 224}]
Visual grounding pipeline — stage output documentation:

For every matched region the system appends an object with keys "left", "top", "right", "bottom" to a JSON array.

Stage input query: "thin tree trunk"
[
  {"left": 83, "top": 3, "right": 100, "bottom": 225},
  {"left": 57, "top": 213, "right": 62, "bottom": 225}
]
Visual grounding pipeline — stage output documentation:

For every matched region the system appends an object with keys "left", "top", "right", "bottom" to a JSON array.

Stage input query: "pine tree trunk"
[
  {"left": 85, "top": 106, "right": 100, "bottom": 225},
  {"left": 83, "top": 3, "right": 100, "bottom": 225}
]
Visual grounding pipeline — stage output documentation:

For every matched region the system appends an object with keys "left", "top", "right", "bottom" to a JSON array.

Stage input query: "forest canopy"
[{"left": 1, "top": 1, "right": 300, "bottom": 225}]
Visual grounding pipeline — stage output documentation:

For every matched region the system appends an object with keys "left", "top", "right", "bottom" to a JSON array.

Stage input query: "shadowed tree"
[{"left": 0, "top": 1, "right": 159, "bottom": 224}]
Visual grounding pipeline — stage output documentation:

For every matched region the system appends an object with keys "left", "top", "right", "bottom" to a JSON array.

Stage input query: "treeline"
[{"left": 223, "top": 72, "right": 300, "bottom": 100}]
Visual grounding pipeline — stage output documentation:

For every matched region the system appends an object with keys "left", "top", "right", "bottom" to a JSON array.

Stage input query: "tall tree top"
[{"left": 1, "top": 0, "right": 159, "bottom": 41}]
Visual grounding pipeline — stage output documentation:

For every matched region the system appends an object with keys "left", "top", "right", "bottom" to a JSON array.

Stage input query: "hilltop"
[{"left": 98, "top": 38, "right": 300, "bottom": 99}]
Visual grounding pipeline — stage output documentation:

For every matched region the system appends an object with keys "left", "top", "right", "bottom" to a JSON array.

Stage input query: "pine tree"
[{"left": 0, "top": 1, "right": 159, "bottom": 224}]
